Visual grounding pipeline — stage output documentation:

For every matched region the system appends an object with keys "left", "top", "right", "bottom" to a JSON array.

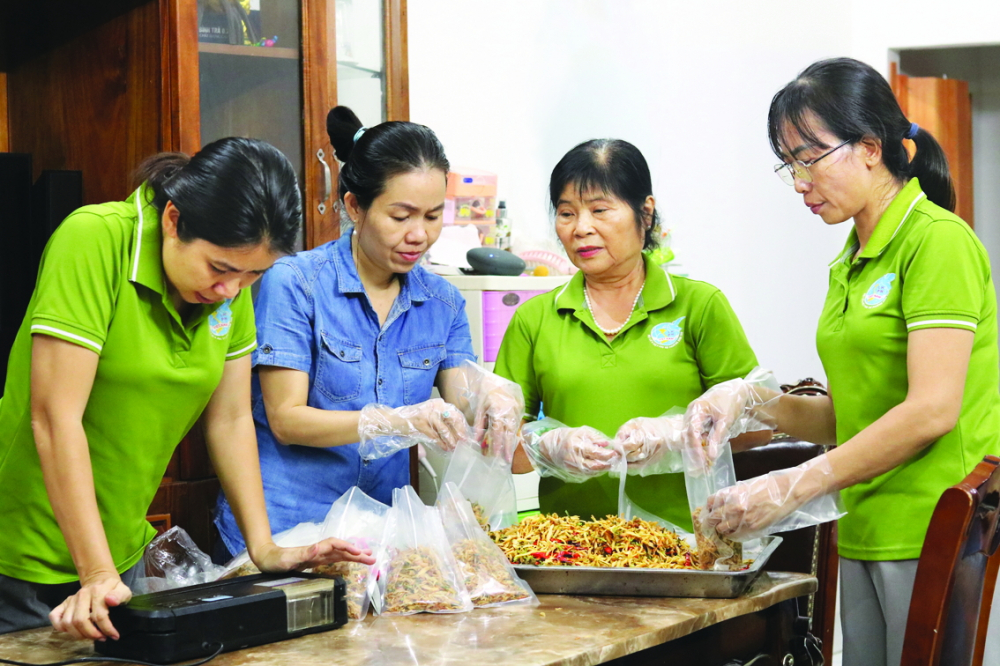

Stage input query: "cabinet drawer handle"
[{"left": 317, "top": 148, "right": 332, "bottom": 214}]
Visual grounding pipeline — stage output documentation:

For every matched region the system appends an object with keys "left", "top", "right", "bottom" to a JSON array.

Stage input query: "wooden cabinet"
[{"left": 0, "top": 0, "right": 410, "bottom": 553}]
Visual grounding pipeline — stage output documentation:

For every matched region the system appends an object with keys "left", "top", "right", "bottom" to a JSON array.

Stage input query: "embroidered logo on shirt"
[
  {"left": 862, "top": 273, "right": 896, "bottom": 309},
  {"left": 208, "top": 299, "right": 233, "bottom": 339},
  {"left": 649, "top": 317, "right": 685, "bottom": 349}
]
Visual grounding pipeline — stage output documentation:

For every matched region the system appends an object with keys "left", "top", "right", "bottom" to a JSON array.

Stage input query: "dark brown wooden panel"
[
  {"left": 0, "top": 72, "right": 8, "bottom": 152},
  {"left": 148, "top": 477, "right": 222, "bottom": 554},
  {"left": 6, "top": 1, "right": 161, "bottom": 204}
]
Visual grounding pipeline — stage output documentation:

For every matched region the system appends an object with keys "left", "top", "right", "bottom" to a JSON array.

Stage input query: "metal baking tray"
[{"left": 512, "top": 535, "right": 782, "bottom": 598}]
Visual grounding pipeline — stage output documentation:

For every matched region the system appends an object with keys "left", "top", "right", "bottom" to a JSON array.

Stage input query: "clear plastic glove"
[
  {"left": 703, "top": 453, "right": 841, "bottom": 541},
  {"left": 451, "top": 361, "right": 525, "bottom": 463},
  {"left": 683, "top": 367, "right": 781, "bottom": 465},
  {"left": 49, "top": 572, "right": 132, "bottom": 641},
  {"left": 615, "top": 413, "right": 685, "bottom": 475},
  {"left": 357, "top": 398, "right": 472, "bottom": 459},
  {"left": 522, "top": 418, "right": 619, "bottom": 483}
]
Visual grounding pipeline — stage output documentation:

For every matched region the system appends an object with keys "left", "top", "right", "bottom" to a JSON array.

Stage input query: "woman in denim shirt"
[{"left": 214, "top": 107, "right": 481, "bottom": 559}]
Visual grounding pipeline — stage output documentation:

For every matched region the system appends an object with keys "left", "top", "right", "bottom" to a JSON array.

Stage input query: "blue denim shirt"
[{"left": 214, "top": 232, "right": 475, "bottom": 554}]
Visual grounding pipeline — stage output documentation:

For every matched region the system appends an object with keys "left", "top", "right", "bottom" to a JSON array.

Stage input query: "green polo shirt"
[
  {"left": 495, "top": 254, "right": 758, "bottom": 530},
  {"left": 0, "top": 185, "right": 257, "bottom": 583},
  {"left": 816, "top": 178, "right": 1000, "bottom": 561}
]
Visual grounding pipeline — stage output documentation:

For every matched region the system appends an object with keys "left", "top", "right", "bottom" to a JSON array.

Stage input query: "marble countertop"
[{"left": 0, "top": 572, "right": 816, "bottom": 666}]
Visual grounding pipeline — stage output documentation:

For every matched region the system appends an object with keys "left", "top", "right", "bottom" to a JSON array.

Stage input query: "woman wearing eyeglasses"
[{"left": 685, "top": 57, "right": 1000, "bottom": 666}]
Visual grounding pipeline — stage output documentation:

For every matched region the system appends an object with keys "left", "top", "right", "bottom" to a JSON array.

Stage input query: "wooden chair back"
[{"left": 900, "top": 455, "right": 1000, "bottom": 666}]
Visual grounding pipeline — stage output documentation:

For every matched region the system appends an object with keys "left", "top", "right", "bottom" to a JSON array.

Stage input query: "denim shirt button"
[
  {"left": 423, "top": 358, "right": 430, "bottom": 366},
  {"left": 339, "top": 350, "right": 345, "bottom": 357},
  {"left": 378, "top": 378, "right": 383, "bottom": 385},
  {"left": 261, "top": 344, "right": 273, "bottom": 354}
]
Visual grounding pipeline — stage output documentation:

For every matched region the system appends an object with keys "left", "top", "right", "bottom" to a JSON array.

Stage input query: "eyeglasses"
[{"left": 773, "top": 139, "right": 853, "bottom": 186}]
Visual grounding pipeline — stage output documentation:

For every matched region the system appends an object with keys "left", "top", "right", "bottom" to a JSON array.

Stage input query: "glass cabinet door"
[
  {"left": 172, "top": 0, "right": 403, "bottom": 249},
  {"left": 196, "top": 1, "right": 307, "bottom": 248}
]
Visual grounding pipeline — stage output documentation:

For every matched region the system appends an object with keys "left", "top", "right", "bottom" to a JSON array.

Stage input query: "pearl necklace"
[{"left": 584, "top": 282, "right": 644, "bottom": 337}]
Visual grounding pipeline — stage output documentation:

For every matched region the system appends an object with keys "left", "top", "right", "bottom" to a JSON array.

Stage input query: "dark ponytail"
[
  {"left": 549, "top": 139, "right": 660, "bottom": 250},
  {"left": 767, "top": 57, "right": 956, "bottom": 212},
  {"left": 325, "top": 105, "right": 449, "bottom": 210},
  {"left": 134, "top": 137, "right": 302, "bottom": 255}
]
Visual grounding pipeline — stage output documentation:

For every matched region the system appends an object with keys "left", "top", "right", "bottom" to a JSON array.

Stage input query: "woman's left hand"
[
  {"left": 704, "top": 454, "right": 837, "bottom": 540},
  {"left": 471, "top": 384, "right": 524, "bottom": 463},
  {"left": 251, "top": 538, "right": 376, "bottom": 573},
  {"left": 443, "top": 361, "right": 525, "bottom": 462}
]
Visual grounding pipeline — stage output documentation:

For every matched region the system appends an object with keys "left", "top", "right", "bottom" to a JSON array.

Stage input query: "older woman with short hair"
[{"left": 494, "top": 139, "right": 766, "bottom": 529}]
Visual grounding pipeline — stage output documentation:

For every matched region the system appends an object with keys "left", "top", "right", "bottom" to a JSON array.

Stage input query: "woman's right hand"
[
  {"left": 49, "top": 572, "right": 132, "bottom": 641},
  {"left": 683, "top": 369, "right": 781, "bottom": 465},
  {"left": 358, "top": 398, "right": 471, "bottom": 452},
  {"left": 536, "top": 426, "right": 620, "bottom": 477}
]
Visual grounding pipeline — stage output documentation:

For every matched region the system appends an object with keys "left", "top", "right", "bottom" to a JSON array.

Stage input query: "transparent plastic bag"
[
  {"left": 375, "top": 485, "right": 473, "bottom": 616},
  {"left": 316, "top": 487, "right": 388, "bottom": 620},
  {"left": 615, "top": 409, "right": 686, "bottom": 476},
  {"left": 441, "top": 440, "right": 517, "bottom": 531},
  {"left": 681, "top": 441, "right": 746, "bottom": 570},
  {"left": 449, "top": 360, "right": 525, "bottom": 463},
  {"left": 436, "top": 482, "right": 537, "bottom": 608},
  {"left": 357, "top": 399, "right": 473, "bottom": 460},
  {"left": 134, "top": 526, "right": 227, "bottom": 594},
  {"left": 218, "top": 521, "right": 326, "bottom": 579},
  {"left": 521, "top": 417, "right": 619, "bottom": 483},
  {"left": 703, "top": 454, "right": 846, "bottom": 542},
  {"left": 685, "top": 367, "right": 782, "bottom": 464}
]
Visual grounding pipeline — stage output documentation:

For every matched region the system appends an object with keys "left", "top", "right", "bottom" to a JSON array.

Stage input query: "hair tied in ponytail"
[
  {"left": 353, "top": 127, "right": 367, "bottom": 144},
  {"left": 906, "top": 122, "right": 920, "bottom": 139}
]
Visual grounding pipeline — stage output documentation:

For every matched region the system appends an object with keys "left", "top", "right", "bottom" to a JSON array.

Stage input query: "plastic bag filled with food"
[
  {"left": 441, "top": 440, "right": 517, "bottom": 531},
  {"left": 436, "top": 482, "right": 536, "bottom": 607},
  {"left": 316, "top": 487, "right": 389, "bottom": 620},
  {"left": 682, "top": 440, "right": 745, "bottom": 571},
  {"left": 375, "top": 485, "right": 473, "bottom": 616}
]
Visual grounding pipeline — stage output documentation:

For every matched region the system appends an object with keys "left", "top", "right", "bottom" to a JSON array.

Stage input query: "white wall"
[
  {"left": 408, "top": 0, "right": 1000, "bottom": 383},
  {"left": 409, "top": 0, "right": 855, "bottom": 383},
  {"left": 850, "top": 1, "right": 1000, "bottom": 77}
]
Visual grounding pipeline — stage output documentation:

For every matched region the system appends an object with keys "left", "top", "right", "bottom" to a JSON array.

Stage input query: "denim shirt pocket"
[
  {"left": 398, "top": 344, "right": 447, "bottom": 405},
  {"left": 316, "top": 331, "right": 364, "bottom": 403}
]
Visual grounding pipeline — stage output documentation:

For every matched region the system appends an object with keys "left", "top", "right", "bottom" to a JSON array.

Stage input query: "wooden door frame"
[
  {"left": 385, "top": 0, "right": 409, "bottom": 122},
  {"left": 303, "top": 0, "right": 337, "bottom": 249}
]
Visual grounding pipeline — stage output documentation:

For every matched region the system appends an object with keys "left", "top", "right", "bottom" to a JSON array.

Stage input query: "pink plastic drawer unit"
[{"left": 482, "top": 290, "right": 545, "bottom": 362}]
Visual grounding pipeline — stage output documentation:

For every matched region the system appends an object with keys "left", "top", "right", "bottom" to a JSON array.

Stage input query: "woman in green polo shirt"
[
  {"left": 687, "top": 58, "right": 1000, "bottom": 666},
  {"left": 0, "top": 138, "right": 374, "bottom": 640},
  {"left": 494, "top": 138, "right": 767, "bottom": 531}
]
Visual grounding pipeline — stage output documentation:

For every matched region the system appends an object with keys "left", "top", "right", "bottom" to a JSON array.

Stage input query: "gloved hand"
[
  {"left": 683, "top": 367, "right": 781, "bottom": 466},
  {"left": 357, "top": 398, "right": 472, "bottom": 459},
  {"left": 614, "top": 413, "right": 685, "bottom": 475},
  {"left": 703, "top": 453, "right": 839, "bottom": 541},
  {"left": 452, "top": 361, "right": 525, "bottom": 463},
  {"left": 522, "top": 418, "right": 619, "bottom": 483}
]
